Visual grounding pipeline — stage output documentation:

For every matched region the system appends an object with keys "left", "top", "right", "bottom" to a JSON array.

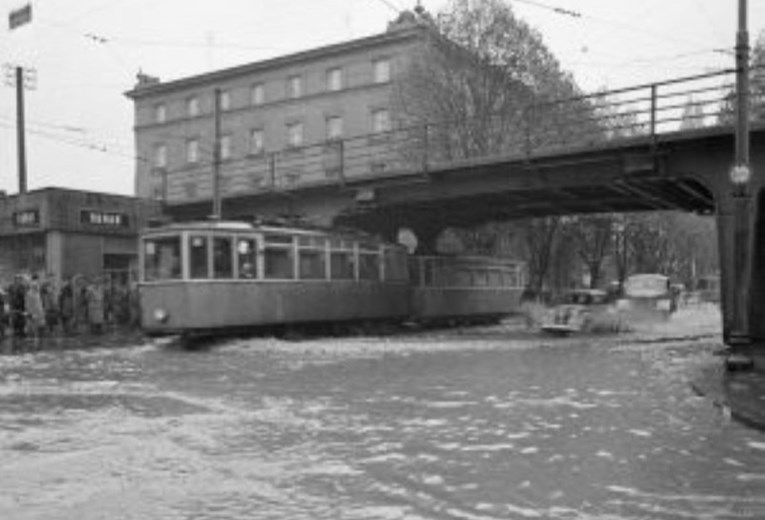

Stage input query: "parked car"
[{"left": 541, "top": 289, "right": 614, "bottom": 335}]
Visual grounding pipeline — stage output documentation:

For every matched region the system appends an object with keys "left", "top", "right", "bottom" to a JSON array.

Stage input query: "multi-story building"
[{"left": 125, "top": 12, "right": 430, "bottom": 219}]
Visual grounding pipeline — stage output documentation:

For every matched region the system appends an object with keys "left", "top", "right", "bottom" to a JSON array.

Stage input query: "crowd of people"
[{"left": 0, "top": 273, "right": 141, "bottom": 351}]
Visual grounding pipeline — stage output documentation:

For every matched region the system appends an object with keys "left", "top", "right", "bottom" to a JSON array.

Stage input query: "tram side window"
[
  {"left": 189, "top": 235, "right": 209, "bottom": 279},
  {"left": 264, "top": 234, "right": 295, "bottom": 279},
  {"left": 237, "top": 238, "right": 257, "bottom": 278},
  {"left": 358, "top": 242, "right": 380, "bottom": 281},
  {"left": 330, "top": 239, "right": 355, "bottom": 280},
  {"left": 298, "top": 236, "right": 327, "bottom": 280},
  {"left": 359, "top": 253, "right": 380, "bottom": 281},
  {"left": 213, "top": 237, "right": 233, "bottom": 278},
  {"left": 383, "top": 247, "right": 408, "bottom": 282},
  {"left": 143, "top": 237, "right": 181, "bottom": 281}
]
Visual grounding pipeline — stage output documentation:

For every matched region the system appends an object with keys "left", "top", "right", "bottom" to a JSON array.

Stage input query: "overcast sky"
[{"left": 0, "top": 0, "right": 763, "bottom": 196}]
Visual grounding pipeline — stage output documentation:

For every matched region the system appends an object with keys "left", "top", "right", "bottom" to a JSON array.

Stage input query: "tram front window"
[
  {"left": 237, "top": 238, "right": 257, "bottom": 279},
  {"left": 190, "top": 235, "right": 209, "bottom": 279},
  {"left": 143, "top": 236, "right": 181, "bottom": 281},
  {"left": 213, "top": 237, "right": 233, "bottom": 278}
]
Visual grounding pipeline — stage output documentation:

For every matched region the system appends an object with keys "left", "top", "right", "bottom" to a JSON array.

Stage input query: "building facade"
[
  {"left": 125, "top": 14, "right": 429, "bottom": 217},
  {"left": 0, "top": 188, "right": 161, "bottom": 282}
]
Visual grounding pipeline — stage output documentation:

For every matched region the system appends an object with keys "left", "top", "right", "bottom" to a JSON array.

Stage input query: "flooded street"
[{"left": 1, "top": 310, "right": 764, "bottom": 519}]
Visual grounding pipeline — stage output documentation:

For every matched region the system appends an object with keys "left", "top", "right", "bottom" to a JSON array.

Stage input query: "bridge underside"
[{"left": 337, "top": 176, "right": 715, "bottom": 231}]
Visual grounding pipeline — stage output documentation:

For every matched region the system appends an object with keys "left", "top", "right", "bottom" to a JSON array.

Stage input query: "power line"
[
  {"left": 509, "top": 0, "right": 581, "bottom": 18},
  {"left": 508, "top": 0, "right": 735, "bottom": 55},
  {"left": 0, "top": 121, "right": 147, "bottom": 163},
  {"left": 370, "top": 0, "right": 403, "bottom": 15}
]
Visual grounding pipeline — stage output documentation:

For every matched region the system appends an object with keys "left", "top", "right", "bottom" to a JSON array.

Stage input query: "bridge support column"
[{"left": 717, "top": 187, "right": 761, "bottom": 347}]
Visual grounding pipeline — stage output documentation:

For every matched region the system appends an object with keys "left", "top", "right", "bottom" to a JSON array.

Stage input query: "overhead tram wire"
[
  {"left": 370, "top": 0, "right": 404, "bottom": 15},
  {"left": 0, "top": 121, "right": 148, "bottom": 164},
  {"left": 507, "top": 0, "right": 735, "bottom": 56}
]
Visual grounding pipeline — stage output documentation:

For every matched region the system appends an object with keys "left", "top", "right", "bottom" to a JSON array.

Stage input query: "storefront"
[{"left": 0, "top": 188, "right": 161, "bottom": 283}]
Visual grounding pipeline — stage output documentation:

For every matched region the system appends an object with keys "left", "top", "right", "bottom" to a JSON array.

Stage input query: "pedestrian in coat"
[
  {"left": 8, "top": 274, "right": 27, "bottom": 339},
  {"left": 58, "top": 277, "right": 75, "bottom": 336},
  {"left": 87, "top": 279, "right": 105, "bottom": 334},
  {"left": 41, "top": 276, "right": 60, "bottom": 336},
  {"left": 25, "top": 276, "right": 46, "bottom": 340},
  {"left": 0, "top": 287, "right": 7, "bottom": 341}
]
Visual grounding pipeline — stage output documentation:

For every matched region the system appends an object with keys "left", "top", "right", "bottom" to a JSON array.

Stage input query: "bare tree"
[
  {"left": 524, "top": 216, "right": 561, "bottom": 298},
  {"left": 570, "top": 215, "right": 614, "bottom": 289},
  {"left": 393, "top": 0, "right": 587, "bottom": 163}
]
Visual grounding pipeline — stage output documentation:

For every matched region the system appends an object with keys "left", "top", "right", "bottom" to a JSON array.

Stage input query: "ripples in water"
[{"left": 0, "top": 321, "right": 763, "bottom": 519}]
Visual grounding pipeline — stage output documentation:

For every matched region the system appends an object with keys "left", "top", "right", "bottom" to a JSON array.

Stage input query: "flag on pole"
[{"left": 9, "top": 4, "right": 32, "bottom": 30}]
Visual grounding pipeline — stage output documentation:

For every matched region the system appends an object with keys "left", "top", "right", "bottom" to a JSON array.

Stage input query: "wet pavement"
[{"left": 1, "top": 307, "right": 764, "bottom": 519}]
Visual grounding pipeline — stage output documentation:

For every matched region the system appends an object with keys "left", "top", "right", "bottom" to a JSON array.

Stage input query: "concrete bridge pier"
[{"left": 716, "top": 182, "right": 765, "bottom": 349}]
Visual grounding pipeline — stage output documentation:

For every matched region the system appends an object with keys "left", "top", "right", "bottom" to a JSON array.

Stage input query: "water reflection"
[{"left": 0, "top": 330, "right": 764, "bottom": 519}]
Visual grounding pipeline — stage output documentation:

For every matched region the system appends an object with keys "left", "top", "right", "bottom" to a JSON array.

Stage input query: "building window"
[
  {"left": 287, "top": 75, "right": 302, "bottom": 99},
  {"left": 154, "top": 103, "right": 166, "bottom": 123},
  {"left": 219, "top": 90, "right": 231, "bottom": 111},
  {"left": 251, "top": 83, "right": 264, "bottom": 105},
  {"left": 186, "top": 138, "right": 200, "bottom": 163},
  {"left": 153, "top": 144, "right": 167, "bottom": 168},
  {"left": 372, "top": 108, "right": 391, "bottom": 133},
  {"left": 326, "top": 67, "right": 343, "bottom": 91},
  {"left": 250, "top": 128, "right": 264, "bottom": 154},
  {"left": 373, "top": 58, "right": 390, "bottom": 83},
  {"left": 326, "top": 116, "right": 343, "bottom": 141},
  {"left": 220, "top": 134, "right": 232, "bottom": 160},
  {"left": 287, "top": 122, "right": 303, "bottom": 148},
  {"left": 186, "top": 96, "right": 200, "bottom": 117}
]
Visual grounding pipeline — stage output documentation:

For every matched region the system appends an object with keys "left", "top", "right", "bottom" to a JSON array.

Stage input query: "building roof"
[
  {"left": 0, "top": 186, "right": 147, "bottom": 203},
  {"left": 124, "top": 24, "right": 429, "bottom": 100}
]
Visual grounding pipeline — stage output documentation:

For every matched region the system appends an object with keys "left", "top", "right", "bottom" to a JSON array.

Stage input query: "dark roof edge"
[
  {"left": 125, "top": 26, "right": 428, "bottom": 100},
  {"left": 2, "top": 186, "right": 150, "bottom": 202}
]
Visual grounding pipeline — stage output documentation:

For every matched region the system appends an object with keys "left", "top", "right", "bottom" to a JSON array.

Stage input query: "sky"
[{"left": 0, "top": 0, "right": 763, "bottom": 196}]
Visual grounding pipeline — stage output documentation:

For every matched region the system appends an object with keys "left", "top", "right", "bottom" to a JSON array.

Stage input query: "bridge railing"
[{"left": 163, "top": 69, "right": 741, "bottom": 203}]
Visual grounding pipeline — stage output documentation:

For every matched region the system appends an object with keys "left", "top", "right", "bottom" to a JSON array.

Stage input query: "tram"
[
  {"left": 138, "top": 219, "right": 526, "bottom": 337},
  {"left": 410, "top": 255, "right": 525, "bottom": 324}
]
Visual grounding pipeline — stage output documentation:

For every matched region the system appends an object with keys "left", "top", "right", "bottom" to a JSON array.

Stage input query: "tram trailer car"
[
  {"left": 410, "top": 255, "right": 526, "bottom": 325},
  {"left": 138, "top": 221, "right": 525, "bottom": 337}
]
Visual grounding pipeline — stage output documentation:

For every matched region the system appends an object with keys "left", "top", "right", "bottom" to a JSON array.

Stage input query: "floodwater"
[{"left": 1, "top": 309, "right": 764, "bottom": 519}]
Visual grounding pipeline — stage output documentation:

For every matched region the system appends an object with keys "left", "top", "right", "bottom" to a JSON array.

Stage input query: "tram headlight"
[{"left": 153, "top": 308, "right": 169, "bottom": 323}]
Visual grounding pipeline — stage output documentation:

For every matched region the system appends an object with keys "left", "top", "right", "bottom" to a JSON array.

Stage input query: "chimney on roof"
[{"left": 135, "top": 70, "right": 160, "bottom": 88}]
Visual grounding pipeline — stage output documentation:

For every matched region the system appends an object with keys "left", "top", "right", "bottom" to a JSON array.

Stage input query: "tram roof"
[{"left": 141, "top": 219, "right": 389, "bottom": 242}]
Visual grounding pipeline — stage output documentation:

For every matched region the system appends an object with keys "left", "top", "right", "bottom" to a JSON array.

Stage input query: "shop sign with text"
[
  {"left": 80, "top": 210, "right": 130, "bottom": 228},
  {"left": 13, "top": 208, "right": 40, "bottom": 227}
]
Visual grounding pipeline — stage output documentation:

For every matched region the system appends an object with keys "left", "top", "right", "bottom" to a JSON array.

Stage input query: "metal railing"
[{"left": 162, "top": 69, "right": 746, "bottom": 204}]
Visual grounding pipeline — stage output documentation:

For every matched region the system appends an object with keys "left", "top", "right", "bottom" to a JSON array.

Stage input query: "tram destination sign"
[
  {"left": 80, "top": 209, "right": 130, "bottom": 228},
  {"left": 12, "top": 208, "right": 40, "bottom": 227}
]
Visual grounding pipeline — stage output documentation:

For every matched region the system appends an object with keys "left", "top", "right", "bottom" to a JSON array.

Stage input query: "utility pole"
[
  {"left": 3, "top": 63, "right": 36, "bottom": 194},
  {"left": 211, "top": 88, "right": 222, "bottom": 220},
  {"left": 735, "top": 0, "right": 750, "bottom": 174},
  {"left": 728, "top": 0, "right": 752, "bottom": 347},
  {"left": 15, "top": 66, "right": 27, "bottom": 194}
]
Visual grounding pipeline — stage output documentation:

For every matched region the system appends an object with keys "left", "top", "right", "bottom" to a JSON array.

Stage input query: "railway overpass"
[{"left": 162, "top": 71, "right": 765, "bottom": 347}]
